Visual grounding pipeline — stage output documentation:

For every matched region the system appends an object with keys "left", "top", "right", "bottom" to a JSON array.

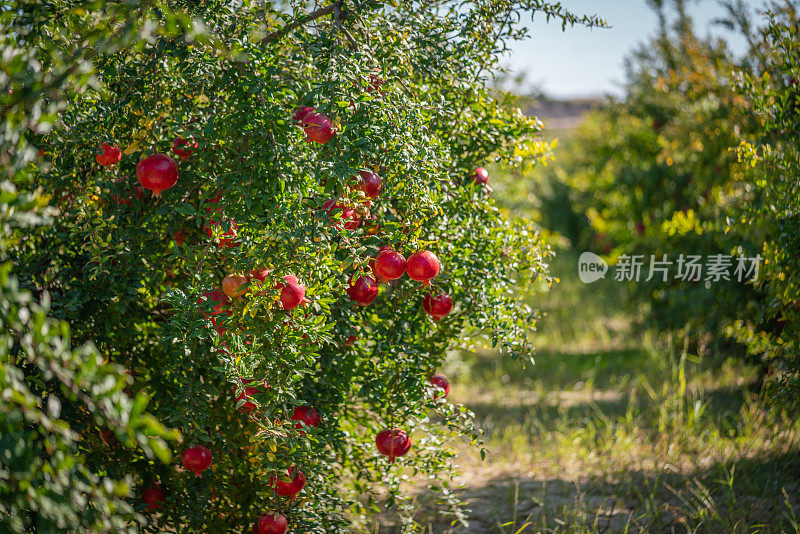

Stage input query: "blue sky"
[{"left": 504, "top": 0, "right": 760, "bottom": 98}]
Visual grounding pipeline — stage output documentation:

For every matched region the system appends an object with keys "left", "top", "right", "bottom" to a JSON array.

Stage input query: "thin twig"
[{"left": 260, "top": 4, "right": 337, "bottom": 44}]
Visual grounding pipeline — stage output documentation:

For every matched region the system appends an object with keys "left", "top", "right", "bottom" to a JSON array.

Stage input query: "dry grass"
[{"left": 367, "top": 252, "right": 800, "bottom": 533}]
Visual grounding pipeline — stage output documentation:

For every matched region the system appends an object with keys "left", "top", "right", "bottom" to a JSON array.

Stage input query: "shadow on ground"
[{"left": 374, "top": 450, "right": 800, "bottom": 533}]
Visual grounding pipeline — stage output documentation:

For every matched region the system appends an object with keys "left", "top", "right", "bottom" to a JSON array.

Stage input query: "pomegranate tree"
[{"left": 22, "top": 0, "right": 573, "bottom": 530}]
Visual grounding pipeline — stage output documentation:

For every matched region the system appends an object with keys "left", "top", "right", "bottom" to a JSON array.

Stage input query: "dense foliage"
[
  {"left": 4, "top": 0, "right": 605, "bottom": 531},
  {"left": 732, "top": 5, "right": 800, "bottom": 411}
]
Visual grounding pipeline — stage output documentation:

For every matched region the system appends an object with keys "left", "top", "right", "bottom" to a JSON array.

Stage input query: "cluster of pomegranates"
[{"left": 348, "top": 247, "right": 454, "bottom": 323}]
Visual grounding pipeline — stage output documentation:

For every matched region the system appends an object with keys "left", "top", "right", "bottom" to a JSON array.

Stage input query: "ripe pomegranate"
[
  {"left": 204, "top": 218, "right": 238, "bottom": 248},
  {"left": 136, "top": 154, "right": 179, "bottom": 197},
  {"left": 257, "top": 513, "right": 288, "bottom": 534},
  {"left": 172, "top": 230, "right": 187, "bottom": 246},
  {"left": 291, "top": 406, "right": 321, "bottom": 431},
  {"left": 347, "top": 276, "right": 379, "bottom": 306},
  {"left": 199, "top": 289, "right": 230, "bottom": 317},
  {"left": 375, "top": 429, "right": 412, "bottom": 462},
  {"left": 222, "top": 273, "right": 249, "bottom": 298},
  {"left": 236, "top": 378, "right": 268, "bottom": 412},
  {"left": 302, "top": 112, "right": 335, "bottom": 144},
  {"left": 323, "top": 199, "right": 361, "bottom": 230},
  {"left": 367, "top": 68, "right": 385, "bottom": 93},
  {"left": 357, "top": 170, "right": 383, "bottom": 199},
  {"left": 472, "top": 167, "right": 489, "bottom": 185},
  {"left": 429, "top": 374, "right": 450, "bottom": 399},
  {"left": 277, "top": 275, "right": 308, "bottom": 311},
  {"left": 406, "top": 250, "right": 440, "bottom": 285},
  {"left": 269, "top": 466, "right": 305, "bottom": 498},
  {"left": 250, "top": 267, "right": 270, "bottom": 284},
  {"left": 181, "top": 445, "right": 212, "bottom": 476},
  {"left": 204, "top": 191, "right": 223, "bottom": 212},
  {"left": 142, "top": 484, "right": 166, "bottom": 511},
  {"left": 96, "top": 143, "right": 122, "bottom": 167},
  {"left": 422, "top": 292, "right": 453, "bottom": 322},
  {"left": 374, "top": 248, "right": 406, "bottom": 281},
  {"left": 293, "top": 105, "right": 315, "bottom": 124},
  {"left": 172, "top": 137, "right": 198, "bottom": 160}
]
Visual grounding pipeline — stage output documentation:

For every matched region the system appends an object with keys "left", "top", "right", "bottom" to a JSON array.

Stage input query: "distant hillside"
[{"left": 527, "top": 96, "right": 603, "bottom": 132}]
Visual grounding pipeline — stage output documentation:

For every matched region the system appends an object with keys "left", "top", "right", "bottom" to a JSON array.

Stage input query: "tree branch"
[{"left": 260, "top": 4, "right": 337, "bottom": 44}]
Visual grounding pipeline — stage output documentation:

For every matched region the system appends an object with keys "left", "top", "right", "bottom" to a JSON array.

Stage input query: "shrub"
[{"left": 9, "top": 0, "right": 604, "bottom": 530}]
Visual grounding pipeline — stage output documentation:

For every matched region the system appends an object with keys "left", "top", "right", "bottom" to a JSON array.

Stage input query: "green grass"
[{"left": 371, "top": 250, "right": 800, "bottom": 533}]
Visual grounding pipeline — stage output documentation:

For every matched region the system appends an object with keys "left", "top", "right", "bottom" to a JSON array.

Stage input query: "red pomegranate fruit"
[
  {"left": 302, "top": 112, "right": 336, "bottom": 144},
  {"left": 96, "top": 143, "right": 122, "bottom": 167},
  {"left": 291, "top": 406, "right": 321, "bottom": 431},
  {"left": 142, "top": 484, "right": 166, "bottom": 511},
  {"left": 269, "top": 466, "right": 306, "bottom": 498},
  {"left": 429, "top": 374, "right": 450, "bottom": 399},
  {"left": 323, "top": 199, "right": 361, "bottom": 230},
  {"left": 136, "top": 154, "right": 178, "bottom": 197},
  {"left": 222, "top": 273, "right": 249, "bottom": 298},
  {"left": 293, "top": 105, "right": 315, "bottom": 124},
  {"left": 199, "top": 289, "right": 230, "bottom": 317},
  {"left": 357, "top": 170, "right": 383, "bottom": 199},
  {"left": 172, "top": 137, "right": 198, "bottom": 160},
  {"left": 277, "top": 275, "right": 307, "bottom": 311},
  {"left": 422, "top": 292, "right": 453, "bottom": 322},
  {"left": 204, "top": 191, "right": 223, "bottom": 212},
  {"left": 374, "top": 248, "right": 406, "bottom": 281},
  {"left": 367, "top": 68, "right": 385, "bottom": 92},
  {"left": 406, "top": 250, "right": 440, "bottom": 285},
  {"left": 347, "top": 276, "right": 379, "bottom": 306},
  {"left": 375, "top": 428, "right": 412, "bottom": 462},
  {"left": 257, "top": 512, "right": 288, "bottom": 534},
  {"left": 472, "top": 167, "right": 489, "bottom": 185},
  {"left": 236, "top": 378, "right": 268, "bottom": 412},
  {"left": 250, "top": 267, "right": 270, "bottom": 284},
  {"left": 204, "top": 218, "right": 238, "bottom": 248},
  {"left": 181, "top": 445, "right": 213, "bottom": 476},
  {"left": 172, "top": 230, "right": 187, "bottom": 246}
]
